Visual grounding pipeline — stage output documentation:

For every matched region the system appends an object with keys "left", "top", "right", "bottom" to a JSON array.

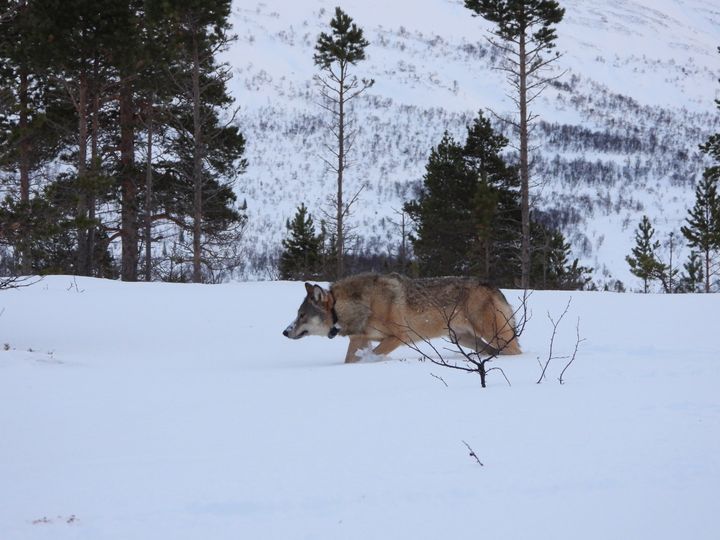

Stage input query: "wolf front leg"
[{"left": 344, "top": 336, "right": 370, "bottom": 363}]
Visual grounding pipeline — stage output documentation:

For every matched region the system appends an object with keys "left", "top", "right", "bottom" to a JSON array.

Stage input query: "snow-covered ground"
[{"left": 1, "top": 276, "right": 719, "bottom": 539}]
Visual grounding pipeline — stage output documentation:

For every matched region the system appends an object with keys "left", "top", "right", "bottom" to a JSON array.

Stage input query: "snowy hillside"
[
  {"left": 1, "top": 276, "right": 719, "bottom": 539},
  {"left": 224, "top": 0, "right": 720, "bottom": 287}
]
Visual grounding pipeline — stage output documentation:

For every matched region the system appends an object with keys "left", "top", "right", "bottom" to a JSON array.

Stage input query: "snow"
[{"left": 1, "top": 276, "right": 719, "bottom": 539}]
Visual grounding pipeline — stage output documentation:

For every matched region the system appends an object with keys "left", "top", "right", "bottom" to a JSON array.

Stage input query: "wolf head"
[{"left": 283, "top": 283, "right": 338, "bottom": 339}]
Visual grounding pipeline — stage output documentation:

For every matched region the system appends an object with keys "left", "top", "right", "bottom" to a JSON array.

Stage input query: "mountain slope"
[{"left": 224, "top": 0, "right": 720, "bottom": 287}]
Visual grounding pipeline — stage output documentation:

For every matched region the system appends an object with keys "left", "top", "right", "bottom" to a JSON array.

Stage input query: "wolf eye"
[{"left": 299, "top": 312, "right": 305, "bottom": 318}]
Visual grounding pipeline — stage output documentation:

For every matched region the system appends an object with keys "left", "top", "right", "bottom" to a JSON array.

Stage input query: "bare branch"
[
  {"left": 393, "top": 290, "right": 530, "bottom": 388},
  {"left": 430, "top": 373, "right": 449, "bottom": 387},
  {"left": 559, "top": 318, "right": 586, "bottom": 384},
  {"left": 0, "top": 275, "right": 41, "bottom": 290},
  {"left": 537, "top": 298, "right": 572, "bottom": 384},
  {"left": 341, "top": 185, "right": 365, "bottom": 219}
]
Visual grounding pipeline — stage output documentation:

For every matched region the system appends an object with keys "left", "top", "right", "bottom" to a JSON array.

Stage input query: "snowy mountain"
[
  {"left": 2, "top": 277, "right": 719, "bottom": 539},
  {"left": 224, "top": 0, "right": 720, "bottom": 288}
]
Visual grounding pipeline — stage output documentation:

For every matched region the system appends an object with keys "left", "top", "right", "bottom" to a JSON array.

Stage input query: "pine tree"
[
  {"left": 684, "top": 46, "right": 720, "bottom": 293},
  {"left": 151, "top": 0, "right": 248, "bottom": 283},
  {"left": 314, "top": 7, "right": 374, "bottom": 279},
  {"left": 464, "top": 0, "right": 565, "bottom": 289},
  {"left": 699, "top": 47, "right": 720, "bottom": 173},
  {"left": 279, "top": 204, "right": 323, "bottom": 281},
  {"left": 1, "top": 0, "right": 127, "bottom": 277},
  {"left": 0, "top": 0, "right": 68, "bottom": 273},
  {"left": 626, "top": 215, "right": 667, "bottom": 293},
  {"left": 680, "top": 172, "right": 720, "bottom": 293}
]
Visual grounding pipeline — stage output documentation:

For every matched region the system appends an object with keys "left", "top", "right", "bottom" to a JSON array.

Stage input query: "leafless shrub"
[
  {"left": 397, "top": 289, "right": 584, "bottom": 388},
  {"left": 536, "top": 298, "right": 585, "bottom": 384},
  {"left": 559, "top": 318, "right": 585, "bottom": 384},
  {"left": 537, "top": 298, "right": 571, "bottom": 383},
  {"left": 400, "top": 291, "right": 531, "bottom": 389}
]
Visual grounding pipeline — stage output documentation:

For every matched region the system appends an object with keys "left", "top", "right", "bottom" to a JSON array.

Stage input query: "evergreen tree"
[
  {"left": 405, "top": 133, "right": 477, "bottom": 276},
  {"left": 699, "top": 47, "right": 720, "bottom": 176},
  {"left": 684, "top": 47, "right": 720, "bottom": 293},
  {"left": 465, "top": 112, "right": 521, "bottom": 283},
  {"left": 0, "top": 1, "right": 42, "bottom": 204},
  {"left": 464, "top": 0, "right": 565, "bottom": 289},
  {"left": 657, "top": 231, "right": 680, "bottom": 293},
  {"left": 319, "top": 220, "right": 338, "bottom": 280},
  {"left": 677, "top": 251, "right": 704, "bottom": 293},
  {"left": 19, "top": 0, "right": 136, "bottom": 277},
  {"left": 279, "top": 204, "right": 323, "bottom": 281},
  {"left": 531, "top": 221, "right": 592, "bottom": 290},
  {"left": 531, "top": 222, "right": 591, "bottom": 290},
  {"left": 314, "top": 7, "right": 374, "bottom": 278},
  {"left": 626, "top": 215, "right": 667, "bottom": 293},
  {"left": 680, "top": 172, "right": 720, "bottom": 293},
  {"left": 1, "top": 0, "right": 123, "bottom": 276},
  {"left": 406, "top": 113, "right": 525, "bottom": 284},
  {"left": 151, "top": 0, "right": 248, "bottom": 283}
]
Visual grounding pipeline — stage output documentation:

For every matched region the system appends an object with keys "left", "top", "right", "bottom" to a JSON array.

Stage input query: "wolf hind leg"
[
  {"left": 482, "top": 305, "right": 521, "bottom": 355},
  {"left": 496, "top": 333, "right": 521, "bottom": 355},
  {"left": 372, "top": 336, "right": 404, "bottom": 357}
]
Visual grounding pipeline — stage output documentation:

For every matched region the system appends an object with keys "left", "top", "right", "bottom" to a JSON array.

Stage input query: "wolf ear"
[
  {"left": 304, "top": 282, "right": 326, "bottom": 303},
  {"left": 312, "top": 284, "right": 326, "bottom": 303}
]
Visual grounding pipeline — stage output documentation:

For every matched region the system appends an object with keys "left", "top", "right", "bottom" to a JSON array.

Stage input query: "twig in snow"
[
  {"left": 462, "top": 440, "right": 484, "bottom": 466},
  {"left": 430, "top": 372, "right": 448, "bottom": 387},
  {"left": 559, "top": 317, "right": 585, "bottom": 385}
]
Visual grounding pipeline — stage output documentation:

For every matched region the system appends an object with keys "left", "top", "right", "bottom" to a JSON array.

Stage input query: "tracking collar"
[{"left": 328, "top": 290, "right": 340, "bottom": 339}]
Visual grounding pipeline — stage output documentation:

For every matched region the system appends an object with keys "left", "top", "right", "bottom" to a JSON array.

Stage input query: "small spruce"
[{"left": 626, "top": 215, "right": 667, "bottom": 293}]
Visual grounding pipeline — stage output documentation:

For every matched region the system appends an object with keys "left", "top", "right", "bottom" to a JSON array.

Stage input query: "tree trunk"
[
  {"left": 519, "top": 29, "right": 531, "bottom": 290},
  {"left": 89, "top": 83, "right": 100, "bottom": 277},
  {"left": 484, "top": 241, "right": 490, "bottom": 281},
  {"left": 145, "top": 103, "right": 153, "bottom": 282},
  {"left": 76, "top": 71, "right": 89, "bottom": 275},
  {"left": 192, "top": 35, "right": 203, "bottom": 284},
  {"left": 17, "top": 64, "right": 31, "bottom": 274},
  {"left": 705, "top": 248, "right": 710, "bottom": 293},
  {"left": 18, "top": 66, "right": 29, "bottom": 204},
  {"left": 119, "top": 76, "right": 138, "bottom": 281},
  {"left": 336, "top": 63, "right": 346, "bottom": 279},
  {"left": 400, "top": 211, "right": 407, "bottom": 274}
]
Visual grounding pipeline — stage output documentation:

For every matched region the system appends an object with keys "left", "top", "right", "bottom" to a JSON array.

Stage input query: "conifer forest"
[{"left": 1, "top": 0, "right": 719, "bottom": 291}]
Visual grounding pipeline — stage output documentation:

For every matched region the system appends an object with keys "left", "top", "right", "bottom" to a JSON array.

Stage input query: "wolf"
[{"left": 282, "top": 273, "right": 522, "bottom": 363}]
